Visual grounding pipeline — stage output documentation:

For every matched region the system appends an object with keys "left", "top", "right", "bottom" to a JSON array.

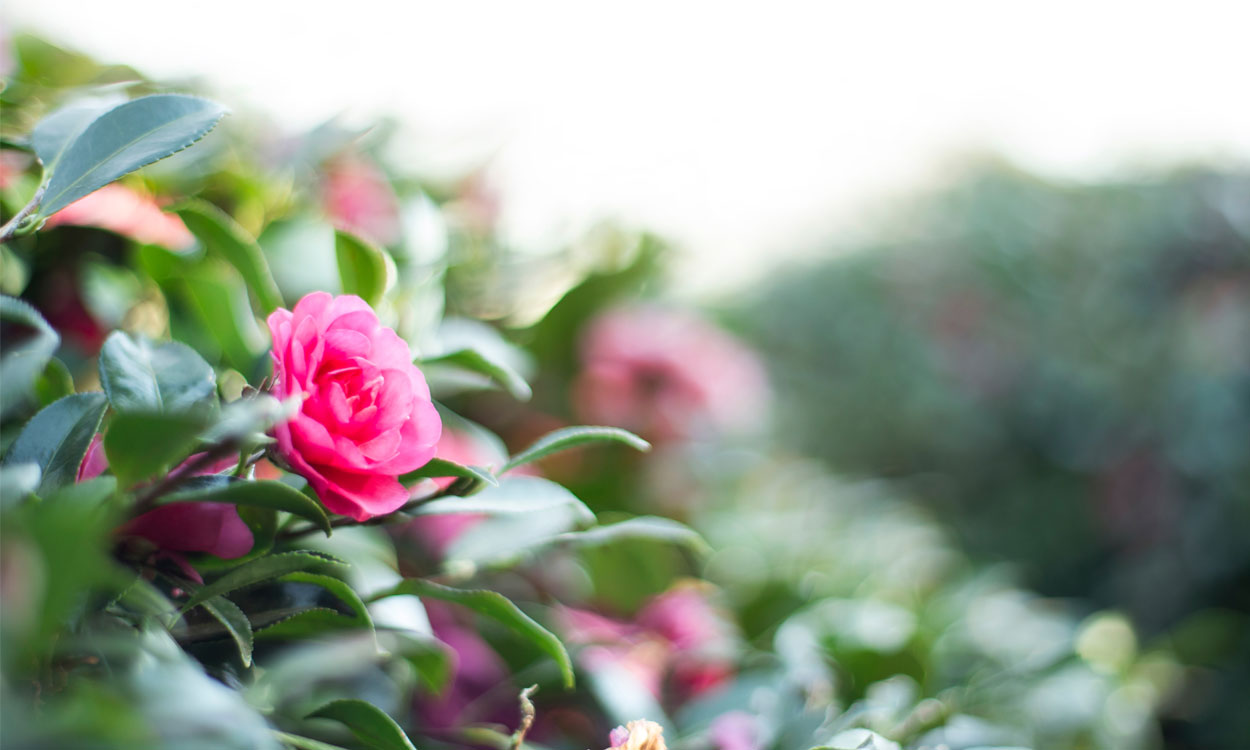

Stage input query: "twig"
[
  {"left": 509, "top": 685, "right": 538, "bottom": 750},
  {"left": 0, "top": 184, "right": 45, "bottom": 244}
]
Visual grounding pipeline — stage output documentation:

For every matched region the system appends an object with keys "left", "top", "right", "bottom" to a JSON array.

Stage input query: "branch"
[
  {"left": 0, "top": 184, "right": 46, "bottom": 244},
  {"left": 509, "top": 685, "right": 538, "bottom": 750}
]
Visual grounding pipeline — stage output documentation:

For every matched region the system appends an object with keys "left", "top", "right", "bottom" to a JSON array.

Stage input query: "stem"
[
  {"left": 0, "top": 184, "right": 45, "bottom": 244},
  {"left": 509, "top": 685, "right": 538, "bottom": 750}
]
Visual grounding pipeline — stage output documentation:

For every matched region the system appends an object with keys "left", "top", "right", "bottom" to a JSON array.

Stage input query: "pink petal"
[
  {"left": 292, "top": 291, "right": 333, "bottom": 324},
  {"left": 309, "top": 467, "right": 410, "bottom": 521},
  {"left": 323, "top": 328, "right": 372, "bottom": 362},
  {"left": 358, "top": 428, "right": 401, "bottom": 462}
]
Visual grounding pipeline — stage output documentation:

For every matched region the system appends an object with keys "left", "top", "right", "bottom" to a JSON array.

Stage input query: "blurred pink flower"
[
  {"left": 322, "top": 155, "right": 401, "bottom": 246},
  {"left": 416, "top": 601, "right": 515, "bottom": 731},
  {"left": 78, "top": 436, "right": 254, "bottom": 566},
  {"left": 574, "top": 306, "right": 768, "bottom": 442},
  {"left": 557, "top": 583, "right": 736, "bottom": 704},
  {"left": 709, "top": 712, "right": 762, "bottom": 750},
  {"left": 43, "top": 184, "right": 194, "bottom": 250}
]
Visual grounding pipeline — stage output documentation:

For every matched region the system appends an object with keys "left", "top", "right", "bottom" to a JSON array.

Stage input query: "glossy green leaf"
[
  {"left": 334, "top": 229, "right": 390, "bottom": 306},
  {"left": 503, "top": 425, "right": 649, "bottom": 472},
  {"left": 258, "top": 572, "right": 374, "bottom": 639},
  {"left": 376, "top": 578, "right": 574, "bottom": 688},
  {"left": 30, "top": 95, "right": 125, "bottom": 171},
  {"left": 412, "top": 476, "right": 594, "bottom": 526},
  {"left": 421, "top": 348, "right": 532, "bottom": 401},
  {"left": 174, "top": 199, "right": 284, "bottom": 314},
  {"left": 202, "top": 595, "right": 254, "bottom": 667},
  {"left": 38, "top": 94, "right": 227, "bottom": 217},
  {"left": 399, "top": 457, "right": 498, "bottom": 488},
  {"left": 163, "top": 479, "right": 331, "bottom": 536},
  {"left": 306, "top": 699, "right": 416, "bottom": 750},
  {"left": 112, "top": 573, "right": 178, "bottom": 617},
  {"left": 0, "top": 295, "right": 60, "bottom": 418},
  {"left": 103, "top": 410, "right": 208, "bottom": 486},
  {"left": 179, "top": 551, "right": 347, "bottom": 613},
  {"left": 3, "top": 392, "right": 108, "bottom": 495},
  {"left": 98, "top": 331, "right": 217, "bottom": 414}
]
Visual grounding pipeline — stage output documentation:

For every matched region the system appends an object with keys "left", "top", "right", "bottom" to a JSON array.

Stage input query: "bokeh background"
[{"left": 4, "top": 2, "right": 1250, "bottom": 749}]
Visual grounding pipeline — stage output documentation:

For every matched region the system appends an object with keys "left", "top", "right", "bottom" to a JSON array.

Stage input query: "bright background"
[{"left": 6, "top": 0, "right": 1250, "bottom": 294}]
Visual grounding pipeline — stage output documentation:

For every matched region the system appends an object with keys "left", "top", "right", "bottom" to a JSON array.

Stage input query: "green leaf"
[
  {"left": 33, "top": 357, "right": 74, "bottom": 407},
  {"left": 98, "top": 331, "right": 217, "bottom": 414},
  {"left": 394, "top": 635, "right": 453, "bottom": 694},
  {"left": 554, "top": 516, "right": 709, "bottom": 554},
  {"left": 103, "top": 410, "right": 208, "bottom": 487},
  {"left": 164, "top": 479, "right": 331, "bottom": 536},
  {"left": 421, "top": 348, "right": 532, "bottom": 401},
  {"left": 180, "top": 266, "right": 268, "bottom": 372},
  {"left": 273, "top": 731, "right": 353, "bottom": 750},
  {"left": 113, "top": 574, "right": 178, "bottom": 620},
  {"left": 30, "top": 95, "right": 126, "bottom": 171},
  {"left": 306, "top": 699, "right": 416, "bottom": 750},
  {"left": 174, "top": 200, "right": 284, "bottom": 314},
  {"left": 0, "top": 295, "right": 60, "bottom": 418},
  {"left": 258, "top": 572, "right": 374, "bottom": 639},
  {"left": 334, "top": 229, "right": 390, "bottom": 306},
  {"left": 37, "top": 94, "right": 227, "bottom": 217},
  {"left": 503, "top": 425, "right": 649, "bottom": 472},
  {"left": 3, "top": 392, "right": 108, "bottom": 495},
  {"left": 202, "top": 594, "right": 254, "bottom": 667},
  {"left": 412, "top": 476, "right": 594, "bottom": 526},
  {"left": 179, "top": 551, "right": 346, "bottom": 614},
  {"left": 376, "top": 578, "right": 574, "bottom": 688},
  {"left": 399, "top": 457, "right": 498, "bottom": 487},
  {"left": 201, "top": 393, "right": 299, "bottom": 447}
]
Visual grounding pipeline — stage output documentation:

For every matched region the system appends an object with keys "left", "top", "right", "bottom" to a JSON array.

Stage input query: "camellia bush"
[{"left": 0, "top": 34, "right": 1182, "bottom": 750}]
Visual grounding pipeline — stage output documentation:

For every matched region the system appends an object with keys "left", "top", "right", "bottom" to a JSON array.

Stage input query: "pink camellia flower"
[
  {"left": 78, "top": 436, "right": 253, "bottom": 564},
  {"left": 43, "top": 184, "right": 194, "bottom": 250},
  {"left": 322, "top": 155, "right": 402, "bottom": 247},
  {"left": 574, "top": 306, "right": 768, "bottom": 442},
  {"left": 267, "top": 292, "right": 441, "bottom": 521}
]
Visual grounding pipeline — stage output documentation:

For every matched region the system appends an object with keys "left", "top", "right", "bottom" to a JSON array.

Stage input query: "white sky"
[{"left": 7, "top": 0, "right": 1250, "bottom": 297}]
